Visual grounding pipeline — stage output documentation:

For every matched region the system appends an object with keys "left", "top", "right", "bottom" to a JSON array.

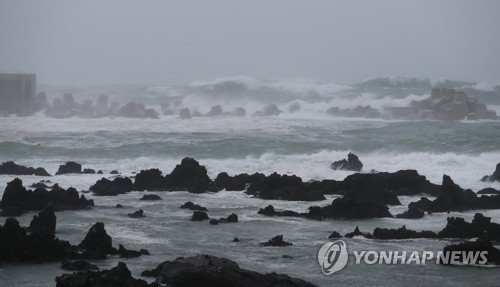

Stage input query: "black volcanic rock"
[
  {"left": 165, "top": 157, "right": 212, "bottom": 193},
  {"left": 442, "top": 237, "right": 500, "bottom": 265},
  {"left": 213, "top": 172, "right": 266, "bottom": 192},
  {"left": 410, "top": 175, "right": 500, "bottom": 213},
  {"left": 0, "top": 178, "right": 93, "bottom": 215},
  {"left": 246, "top": 172, "right": 326, "bottom": 201},
  {"left": 56, "top": 262, "right": 150, "bottom": 287},
  {"left": 180, "top": 201, "right": 207, "bottom": 211},
  {"left": 213, "top": 172, "right": 249, "bottom": 191},
  {"left": 210, "top": 213, "right": 239, "bottom": 225},
  {"left": 0, "top": 161, "right": 50, "bottom": 176},
  {"left": 339, "top": 170, "right": 439, "bottom": 197},
  {"left": 225, "top": 213, "right": 238, "bottom": 223},
  {"left": 396, "top": 201, "right": 425, "bottom": 219},
  {"left": 328, "top": 231, "right": 341, "bottom": 239},
  {"left": 128, "top": 209, "right": 145, "bottom": 218},
  {"left": 344, "top": 226, "right": 373, "bottom": 238},
  {"left": 331, "top": 153, "right": 363, "bottom": 171},
  {"left": 319, "top": 197, "right": 392, "bottom": 219},
  {"left": 28, "top": 206, "right": 56, "bottom": 239},
  {"left": 438, "top": 213, "right": 500, "bottom": 241},
  {"left": 140, "top": 194, "right": 162, "bottom": 200},
  {"left": 82, "top": 168, "right": 95, "bottom": 174},
  {"left": 61, "top": 259, "right": 99, "bottom": 271},
  {"left": 78, "top": 222, "right": 116, "bottom": 259},
  {"left": 134, "top": 168, "right": 165, "bottom": 191},
  {"left": 373, "top": 225, "right": 437, "bottom": 239},
  {"left": 152, "top": 255, "right": 316, "bottom": 287},
  {"left": 190, "top": 211, "right": 209, "bottom": 221},
  {"left": 117, "top": 244, "right": 150, "bottom": 258},
  {"left": 0, "top": 217, "right": 146, "bottom": 263},
  {"left": 260, "top": 235, "right": 292, "bottom": 247},
  {"left": 343, "top": 188, "right": 401, "bottom": 206},
  {"left": 90, "top": 177, "right": 133, "bottom": 196},
  {"left": 258, "top": 197, "right": 392, "bottom": 220},
  {"left": 0, "top": 217, "right": 72, "bottom": 263},
  {"left": 477, "top": 187, "right": 500, "bottom": 195},
  {"left": 481, "top": 163, "right": 500, "bottom": 182},
  {"left": 30, "top": 181, "right": 53, "bottom": 189},
  {"left": 258, "top": 205, "right": 302, "bottom": 217},
  {"left": 56, "top": 161, "right": 82, "bottom": 175}
]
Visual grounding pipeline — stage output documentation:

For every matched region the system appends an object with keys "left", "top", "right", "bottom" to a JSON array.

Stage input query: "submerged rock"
[
  {"left": 0, "top": 161, "right": 50, "bottom": 176},
  {"left": 117, "top": 244, "right": 150, "bottom": 258},
  {"left": 128, "top": 209, "right": 145, "bottom": 218},
  {"left": 260, "top": 235, "right": 293, "bottom": 247},
  {"left": 140, "top": 194, "right": 162, "bottom": 201},
  {"left": 190, "top": 211, "right": 209, "bottom": 221},
  {"left": 331, "top": 153, "right": 363, "bottom": 171},
  {"left": 328, "top": 231, "right": 342, "bottom": 239},
  {"left": 210, "top": 213, "right": 239, "bottom": 225},
  {"left": 180, "top": 201, "right": 208, "bottom": 211},
  {"left": 152, "top": 255, "right": 316, "bottom": 287},
  {"left": 258, "top": 205, "right": 302, "bottom": 217}
]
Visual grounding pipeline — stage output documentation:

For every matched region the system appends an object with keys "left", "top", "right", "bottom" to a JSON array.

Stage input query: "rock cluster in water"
[{"left": 0, "top": 178, "right": 93, "bottom": 216}]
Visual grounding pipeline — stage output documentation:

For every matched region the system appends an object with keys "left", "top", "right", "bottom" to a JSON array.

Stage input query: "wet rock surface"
[
  {"left": 0, "top": 178, "right": 94, "bottom": 215},
  {"left": 152, "top": 254, "right": 316, "bottom": 287},
  {"left": 0, "top": 161, "right": 51, "bottom": 176},
  {"left": 331, "top": 153, "right": 363, "bottom": 171}
]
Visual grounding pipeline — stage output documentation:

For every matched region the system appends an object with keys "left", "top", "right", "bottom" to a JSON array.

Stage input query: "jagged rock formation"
[
  {"left": 481, "top": 163, "right": 500, "bottom": 182},
  {"left": 0, "top": 161, "right": 51, "bottom": 176},
  {"left": 331, "top": 153, "right": 363, "bottom": 171},
  {"left": 0, "top": 178, "right": 93, "bottom": 215}
]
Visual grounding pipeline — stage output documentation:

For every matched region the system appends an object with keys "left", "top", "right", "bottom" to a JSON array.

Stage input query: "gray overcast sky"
[{"left": 1, "top": 0, "right": 499, "bottom": 86}]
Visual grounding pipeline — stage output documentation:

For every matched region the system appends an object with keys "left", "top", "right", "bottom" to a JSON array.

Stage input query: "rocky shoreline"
[{"left": 0, "top": 156, "right": 500, "bottom": 285}]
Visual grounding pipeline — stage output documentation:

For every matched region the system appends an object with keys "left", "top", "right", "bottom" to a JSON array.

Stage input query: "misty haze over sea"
[{"left": 1, "top": 1, "right": 500, "bottom": 287}]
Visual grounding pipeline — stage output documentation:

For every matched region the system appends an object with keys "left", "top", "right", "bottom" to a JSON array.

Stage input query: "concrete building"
[{"left": 0, "top": 73, "right": 36, "bottom": 114}]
